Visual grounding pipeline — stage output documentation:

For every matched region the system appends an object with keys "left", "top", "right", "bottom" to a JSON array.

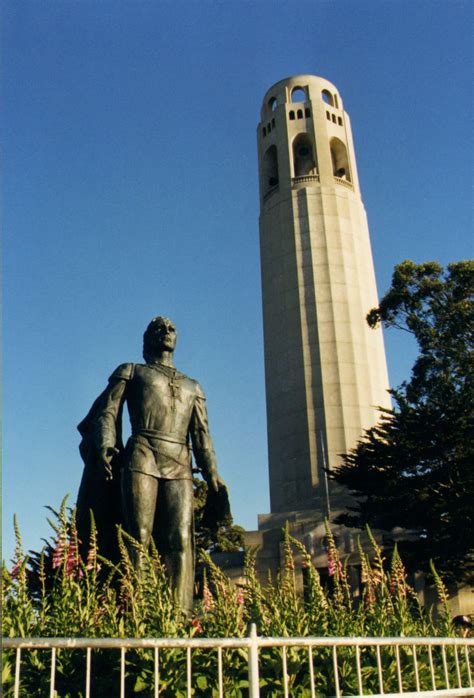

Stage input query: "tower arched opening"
[
  {"left": 291, "top": 87, "right": 306, "bottom": 103},
  {"left": 330, "top": 137, "right": 351, "bottom": 181},
  {"left": 292, "top": 134, "right": 317, "bottom": 177},
  {"left": 268, "top": 96, "right": 277, "bottom": 112},
  {"left": 263, "top": 145, "right": 279, "bottom": 192},
  {"left": 322, "top": 89, "right": 334, "bottom": 106}
]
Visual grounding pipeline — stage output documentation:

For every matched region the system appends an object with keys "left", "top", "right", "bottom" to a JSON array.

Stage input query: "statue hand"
[
  {"left": 99, "top": 446, "right": 119, "bottom": 481},
  {"left": 208, "top": 472, "right": 226, "bottom": 493}
]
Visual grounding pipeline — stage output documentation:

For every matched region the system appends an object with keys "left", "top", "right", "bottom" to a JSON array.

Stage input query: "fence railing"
[{"left": 3, "top": 627, "right": 473, "bottom": 698}]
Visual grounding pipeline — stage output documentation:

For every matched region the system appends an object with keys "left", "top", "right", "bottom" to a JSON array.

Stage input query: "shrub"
[{"left": 2, "top": 500, "right": 463, "bottom": 696}]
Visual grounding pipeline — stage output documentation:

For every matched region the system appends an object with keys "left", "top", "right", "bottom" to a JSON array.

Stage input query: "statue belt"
[{"left": 131, "top": 429, "right": 190, "bottom": 447}]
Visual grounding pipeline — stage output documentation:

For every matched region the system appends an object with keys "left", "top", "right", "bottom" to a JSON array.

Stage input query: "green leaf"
[{"left": 196, "top": 675, "right": 208, "bottom": 690}]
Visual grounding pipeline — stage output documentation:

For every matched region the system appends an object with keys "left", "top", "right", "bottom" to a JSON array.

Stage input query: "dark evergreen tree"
[{"left": 333, "top": 260, "right": 474, "bottom": 583}]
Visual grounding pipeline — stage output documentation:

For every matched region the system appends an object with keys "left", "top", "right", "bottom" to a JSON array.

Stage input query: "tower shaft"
[{"left": 257, "top": 75, "right": 391, "bottom": 514}]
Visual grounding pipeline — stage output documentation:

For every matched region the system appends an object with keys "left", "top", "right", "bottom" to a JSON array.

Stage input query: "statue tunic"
[{"left": 93, "top": 362, "right": 218, "bottom": 481}]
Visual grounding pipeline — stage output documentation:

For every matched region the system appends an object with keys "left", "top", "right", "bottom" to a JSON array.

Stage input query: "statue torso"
[
  {"left": 126, "top": 363, "right": 199, "bottom": 441},
  {"left": 123, "top": 363, "right": 201, "bottom": 480}
]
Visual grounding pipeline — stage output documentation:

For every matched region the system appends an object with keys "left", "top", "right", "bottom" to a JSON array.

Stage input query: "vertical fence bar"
[
  {"left": 14, "top": 648, "right": 21, "bottom": 698},
  {"left": 85, "top": 647, "right": 91, "bottom": 698},
  {"left": 154, "top": 648, "right": 159, "bottom": 698},
  {"left": 50, "top": 647, "right": 57, "bottom": 698},
  {"left": 120, "top": 647, "right": 126, "bottom": 698},
  {"left": 355, "top": 645, "right": 363, "bottom": 696},
  {"left": 332, "top": 646, "right": 341, "bottom": 698},
  {"left": 308, "top": 646, "right": 316, "bottom": 698},
  {"left": 412, "top": 646, "right": 420, "bottom": 692},
  {"left": 217, "top": 646, "right": 224, "bottom": 698},
  {"left": 376, "top": 645, "right": 384, "bottom": 694},
  {"left": 248, "top": 623, "right": 260, "bottom": 698},
  {"left": 186, "top": 647, "right": 192, "bottom": 698},
  {"left": 395, "top": 644, "right": 403, "bottom": 693},
  {"left": 428, "top": 645, "right": 436, "bottom": 691},
  {"left": 454, "top": 645, "right": 462, "bottom": 687},
  {"left": 465, "top": 645, "right": 472, "bottom": 687},
  {"left": 442, "top": 644, "right": 450, "bottom": 689},
  {"left": 282, "top": 646, "right": 289, "bottom": 698}
]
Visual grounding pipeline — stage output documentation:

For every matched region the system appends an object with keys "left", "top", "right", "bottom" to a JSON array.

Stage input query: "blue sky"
[{"left": 3, "top": 0, "right": 472, "bottom": 564}]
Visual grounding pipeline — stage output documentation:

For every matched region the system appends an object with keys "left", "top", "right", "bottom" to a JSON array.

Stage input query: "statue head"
[{"left": 143, "top": 316, "right": 177, "bottom": 362}]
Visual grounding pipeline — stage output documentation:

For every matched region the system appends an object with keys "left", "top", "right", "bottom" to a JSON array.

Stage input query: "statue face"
[{"left": 148, "top": 317, "right": 177, "bottom": 353}]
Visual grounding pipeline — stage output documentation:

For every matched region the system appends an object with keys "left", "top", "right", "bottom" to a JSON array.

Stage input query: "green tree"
[
  {"left": 193, "top": 477, "right": 245, "bottom": 556},
  {"left": 333, "top": 260, "right": 474, "bottom": 583}
]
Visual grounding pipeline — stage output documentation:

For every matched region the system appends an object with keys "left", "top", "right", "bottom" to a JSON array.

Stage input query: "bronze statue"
[{"left": 76, "top": 316, "right": 226, "bottom": 615}]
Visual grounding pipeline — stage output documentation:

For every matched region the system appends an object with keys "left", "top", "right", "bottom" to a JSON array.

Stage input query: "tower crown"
[
  {"left": 257, "top": 74, "right": 358, "bottom": 206},
  {"left": 260, "top": 75, "right": 343, "bottom": 119}
]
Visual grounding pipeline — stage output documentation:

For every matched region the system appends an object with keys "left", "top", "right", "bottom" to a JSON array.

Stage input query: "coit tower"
[{"left": 257, "top": 75, "right": 391, "bottom": 516}]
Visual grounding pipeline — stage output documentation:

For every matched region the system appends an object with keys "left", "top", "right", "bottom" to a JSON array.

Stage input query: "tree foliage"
[
  {"left": 193, "top": 477, "right": 245, "bottom": 556},
  {"left": 333, "top": 260, "right": 474, "bottom": 583}
]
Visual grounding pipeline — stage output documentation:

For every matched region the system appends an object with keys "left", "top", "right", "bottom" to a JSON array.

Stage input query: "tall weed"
[{"left": 2, "top": 505, "right": 465, "bottom": 697}]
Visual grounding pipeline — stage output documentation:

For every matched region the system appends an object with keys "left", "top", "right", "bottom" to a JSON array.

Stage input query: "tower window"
[
  {"left": 297, "top": 109, "right": 303, "bottom": 119},
  {"left": 326, "top": 111, "right": 331, "bottom": 121},
  {"left": 322, "top": 89, "right": 334, "bottom": 106},
  {"left": 269, "top": 96, "right": 278, "bottom": 112},
  {"left": 263, "top": 127, "right": 266, "bottom": 137},
  {"left": 272, "top": 118, "right": 275, "bottom": 128},
  {"left": 292, "top": 133, "right": 317, "bottom": 177},
  {"left": 268, "top": 122, "right": 271, "bottom": 132},
  {"left": 263, "top": 145, "right": 279, "bottom": 192},
  {"left": 330, "top": 137, "right": 351, "bottom": 182},
  {"left": 338, "top": 116, "right": 343, "bottom": 126},
  {"left": 305, "top": 108, "right": 311, "bottom": 118},
  {"left": 289, "top": 110, "right": 295, "bottom": 120},
  {"left": 291, "top": 87, "right": 306, "bottom": 103},
  {"left": 332, "top": 114, "right": 336, "bottom": 123}
]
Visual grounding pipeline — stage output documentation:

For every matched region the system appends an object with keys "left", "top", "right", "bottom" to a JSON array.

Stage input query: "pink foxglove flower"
[
  {"left": 191, "top": 617, "right": 203, "bottom": 634},
  {"left": 10, "top": 561, "right": 22, "bottom": 579},
  {"left": 203, "top": 582, "right": 214, "bottom": 612},
  {"left": 52, "top": 536, "right": 66, "bottom": 569}
]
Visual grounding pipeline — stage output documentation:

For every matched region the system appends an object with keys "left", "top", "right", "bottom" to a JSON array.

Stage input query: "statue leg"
[
  {"left": 154, "top": 479, "right": 194, "bottom": 616},
  {"left": 121, "top": 469, "right": 158, "bottom": 569}
]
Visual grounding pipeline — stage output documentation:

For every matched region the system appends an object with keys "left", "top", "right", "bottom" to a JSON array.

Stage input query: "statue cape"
[{"left": 76, "top": 386, "right": 125, "bottom": 563}]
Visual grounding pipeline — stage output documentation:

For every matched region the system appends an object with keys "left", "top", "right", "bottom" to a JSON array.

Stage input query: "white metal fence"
[{"left": 3, "top": 626, "right": 473, "bottom": 697}]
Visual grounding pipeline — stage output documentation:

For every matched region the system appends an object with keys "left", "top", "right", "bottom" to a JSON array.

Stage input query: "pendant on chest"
[{"left": 168, "top": 372, "right": 181, "bottom": 411}]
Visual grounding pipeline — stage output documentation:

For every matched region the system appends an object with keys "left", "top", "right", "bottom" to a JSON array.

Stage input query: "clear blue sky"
[{"left": 3, "top": 0, "right": 472, "bottom": 565}]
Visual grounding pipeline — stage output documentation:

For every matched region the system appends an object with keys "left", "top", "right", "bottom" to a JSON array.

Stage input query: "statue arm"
[
  {"left": 189, "top": 386, "right": 224, "bottom": 492},
  {"left": 92, "top": 363, "right": 134, "bottom": 451},
  {"left": 93, "top": 379, "right": 127, "bottom": 451}
]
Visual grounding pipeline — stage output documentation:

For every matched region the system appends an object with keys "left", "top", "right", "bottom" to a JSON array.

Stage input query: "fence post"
[{"left": 248, "top": 623, "right": 260, "bottom": 698}]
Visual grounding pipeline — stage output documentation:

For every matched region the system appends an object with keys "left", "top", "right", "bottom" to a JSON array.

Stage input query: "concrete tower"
[{"left": 257, "top": 75, "right": 391, "bottom": 517}]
